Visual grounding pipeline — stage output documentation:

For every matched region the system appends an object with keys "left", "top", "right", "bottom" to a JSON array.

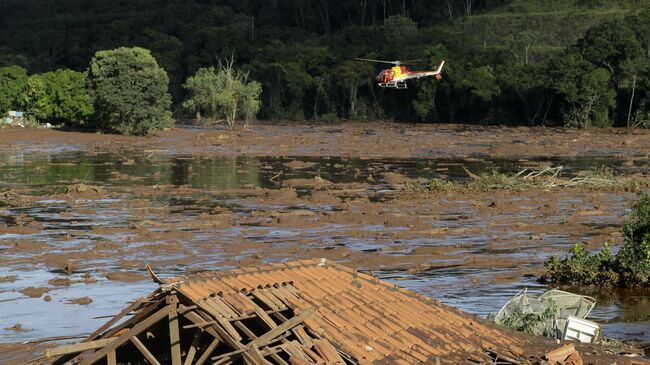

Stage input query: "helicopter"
[{"left": 356, "top": 58, "right": 445, "bottom": 89}]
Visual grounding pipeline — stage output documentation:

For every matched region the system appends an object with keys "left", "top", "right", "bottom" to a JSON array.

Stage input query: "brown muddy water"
[{"left": 0, "top": 150, "right": 649, "bottom": 348}]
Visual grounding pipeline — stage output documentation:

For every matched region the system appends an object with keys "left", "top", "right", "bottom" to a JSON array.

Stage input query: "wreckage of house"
[{"left": 45, "top": 259, "right": 647, "bottom": 365}]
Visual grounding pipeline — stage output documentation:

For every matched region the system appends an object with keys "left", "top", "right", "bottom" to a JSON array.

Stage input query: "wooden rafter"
[
  {"left": 78, "top": 305, "right": 170, "bottom": 365},
  {"left": 130, "top": 336, "right": 161, "bottom": 365},
  {"left": 168, "top": 295, "right": 182, "bottom": 365}
]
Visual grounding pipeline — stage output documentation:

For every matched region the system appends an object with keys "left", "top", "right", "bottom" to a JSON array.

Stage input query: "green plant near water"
[
  {"left": 467, "top": 170, "right": 538, "bottom": 191},
  {"left": 86, "top": 47, "right": 172, "bottom": 136},
  {"left": 403, "top": 178, "right": 455, "bottom": 192},
  {"left": 183, "top": 58, "right": 262, "bottom": 129},
  {"left": 545, "top": 192, "right": 650, "bottom": 287}
]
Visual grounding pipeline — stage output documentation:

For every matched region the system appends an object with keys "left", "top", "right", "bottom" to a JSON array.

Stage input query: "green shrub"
[
  {"left": 0, "top": 65, "right": 28, "bottom": 114},
  {"left": 21, "top": 69, "right": 92, "bottom": 126},
  {"left": 318, "top": 112, "right": 340, "bottom": 123},
  {"left": 86, "top": 47, "right": 172, "bottom": 135},
  {"left": 183, "top": 59, "right": 261, "bottom": 129},
  {"left": 545, "top": 242, "right": 619, "bottom": 286},
  {"left": 544, "top": 192, "right": 650, "bottom": 287},
  {"left": 617, "top": 193, "right": 650, "bottom": 286}
]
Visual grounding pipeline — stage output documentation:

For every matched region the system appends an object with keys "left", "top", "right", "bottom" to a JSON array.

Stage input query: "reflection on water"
[{"left": 0, "top": 151, "right": 649, "bottom": 344}]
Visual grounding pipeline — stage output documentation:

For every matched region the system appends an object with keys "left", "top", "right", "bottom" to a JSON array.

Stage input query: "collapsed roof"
[{"left": 46, "top": 259, "right": 647, "bottom": 365}]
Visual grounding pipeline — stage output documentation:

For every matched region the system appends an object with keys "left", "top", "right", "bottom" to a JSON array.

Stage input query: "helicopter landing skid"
[{"left": 379, "top": 81, "right": 408, "bottom": 89}]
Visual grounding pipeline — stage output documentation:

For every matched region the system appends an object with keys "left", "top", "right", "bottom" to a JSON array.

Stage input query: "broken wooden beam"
[
  {"left": 45, "top": 338, "right": 116, "bottom": 358},
  {"left": 130, "top": 336, "right": 161, "bottom": 365},
  {"left": 78, "top": 305, "right": 170, "bottom": 365}
]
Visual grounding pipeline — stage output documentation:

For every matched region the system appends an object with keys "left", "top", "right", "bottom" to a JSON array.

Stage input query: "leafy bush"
[
  {"left": 21, "top": 69, "right": 93, "bottom": 126},
  {"left": 544, "top": 192, "right": 650, "bottom": 287},
  {"left": 318, "top": 112, "right": 340, "bottom": 123},
  {"left": 183, "top": 59, "right": 262, "bottom": 129},
  {"left": 617, "top": 193, "right": 650, "bottom": 286},
  {"left": 545, "top": 242, "right": 619, "bottom": 285},
  {"left": 0, "top": 65, "right": 28, "bottom": 114},
  {"left": 87, "top": 47, "right": 172, "bottom": 135}
]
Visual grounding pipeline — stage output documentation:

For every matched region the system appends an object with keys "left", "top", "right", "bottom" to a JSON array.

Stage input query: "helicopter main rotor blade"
[
  {"left": 355, "top": 57, "right": 401, "bottom": 65},
  {"left": 400, "top": 59, "right": 424, "bottom": 64}
]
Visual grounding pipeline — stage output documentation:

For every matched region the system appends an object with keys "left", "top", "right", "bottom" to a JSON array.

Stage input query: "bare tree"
[
  {"left": 463, "top": 0, "right": 475, "bottom": 16},
  {"left": 445, "top": 0, "right": 454, "bottom": 20}
]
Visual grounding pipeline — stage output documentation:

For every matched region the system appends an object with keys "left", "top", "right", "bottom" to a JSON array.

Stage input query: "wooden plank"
[
  {"left": 269, "top": 352, "right": 291, "bottom": 365},
  {"left": 106, "top": 350, "right": 116, "bottom": 365},
  {"left": 288, "top": 355, "right": 311, "bottom": 365},
  {"left": 180, "top": 307, "right": 244, "bottom": 350},
  {"left": 78, "top": 305, "right": 170, "bottom": 365},
  {"left": 302, "top": 347, "right": 325, "bottom": 363},
  {"left": 251, "top": 308, "right": 315, "bottom": 348},
  {"left": 194, "top": 337, "right": 220, "bottom": 365},
  {"left": 291, "top": 326, "right": 313, "bottom": 348},
  {"left": 84, "top": 296, "right": 146, "bottom": 341},
  {"left": 234, "top": 321, "right": 257, "bottom": 340},
  {"left": 183, "top": 329, "right": 203, "bottom": 365},
  {"left": 45, "top": 338, "right": 116, "bottom": 358},
  {"left": 211, "top": 348, "right": 246, "bottom": 362},
  {"left": 192, "top": 300, "right": 243, "bottom": 342},
  {"left": 254, "top": 306, "right": 279, "bottom": 330},
  {"left": 183, "top": 320, "right": 217, "bottom": 329},
  {"left": 168, "top": 297, "right": 182, "bottom": 365},
  {"left": 102, "top": 298, "right": 164, "bottom": 339},
  {"left": 210, "top": 296, "right": 239, "bottom": 318},
  {"left": 178, "top": 305, "right": 220, "bottom": 339},
  {"left": 251, "top": 290, "right": 280, "bottom": 311},
  {"left": 241, "top": 347, "right": 273, "bottom": 365},
  {"left": 130, "top": 336, "right": 161, "bottom": 365}
]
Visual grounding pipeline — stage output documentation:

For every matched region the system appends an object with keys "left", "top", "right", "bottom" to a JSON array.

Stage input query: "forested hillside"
[{"left": 1, "top": 0, "right": 649, "bottom": 127}]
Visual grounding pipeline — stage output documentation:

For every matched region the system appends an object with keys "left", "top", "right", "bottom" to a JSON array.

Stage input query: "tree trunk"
[
  {"left": 446, "top": 0, "right": 453, "bottom": 20},
  {"left": 627, "top": 74, "right": 637, "bottom": 128},
  {"left": 525, "top": 46, "right": 529, "bottom": 65}
]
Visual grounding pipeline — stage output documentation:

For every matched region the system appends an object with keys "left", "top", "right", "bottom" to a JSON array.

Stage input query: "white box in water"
[{"left": 563, "top": 316, "right": 601, "bottom": 343}]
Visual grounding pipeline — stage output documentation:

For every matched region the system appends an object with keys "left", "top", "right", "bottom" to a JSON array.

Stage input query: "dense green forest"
[{"left": 1, "top": 0, "right": 650, "bottom": 128}]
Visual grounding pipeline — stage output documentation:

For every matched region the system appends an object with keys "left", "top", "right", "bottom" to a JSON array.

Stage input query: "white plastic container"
[{"left": 563, "top": 316, "right": 602, "bottom": 343}]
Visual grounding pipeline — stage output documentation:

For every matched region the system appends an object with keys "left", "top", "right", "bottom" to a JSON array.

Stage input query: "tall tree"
[{"left": 86, "top": 47, "right": 172, "bottom": 135}]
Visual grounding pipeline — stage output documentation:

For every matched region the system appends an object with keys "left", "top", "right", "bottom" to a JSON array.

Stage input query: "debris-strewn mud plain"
[{"left": 1, "top": 122, "right": 649, "bottom": 363}]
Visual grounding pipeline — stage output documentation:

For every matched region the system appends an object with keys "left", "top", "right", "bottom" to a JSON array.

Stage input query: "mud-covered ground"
[
  {"left": 1, "top": 122, "right": 649, "bottom": 363},
  {"left": 1, "top": 121, "right": 649, "bottom": 159}
]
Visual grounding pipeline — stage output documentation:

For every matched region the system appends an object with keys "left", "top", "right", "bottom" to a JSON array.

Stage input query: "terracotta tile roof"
[
  {"left": 168, "top": 259, "right": 537, "bottom": 363},
  {"left": 48, "top": 259, "right": 648, "bottom": 365}
]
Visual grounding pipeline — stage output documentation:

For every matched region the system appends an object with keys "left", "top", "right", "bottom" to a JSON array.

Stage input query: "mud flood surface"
[{"left": 1, "top": 123, "right": 649, "bottom": 358}]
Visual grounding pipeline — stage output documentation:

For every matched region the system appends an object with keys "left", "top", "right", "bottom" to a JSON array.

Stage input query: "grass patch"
[
  {"left": 403, "top": 178, "right": 454, "bottom": 192},
  {"left": 544, "top": 193, "right": 650, "bottom": 288},
  {"left": 466, "top": 169, "right": 538, "bottom": 191}
]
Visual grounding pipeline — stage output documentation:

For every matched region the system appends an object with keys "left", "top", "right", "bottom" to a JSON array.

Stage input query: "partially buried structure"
[{"left": 46, "top": 259, "right": 646, "bottom": 365}]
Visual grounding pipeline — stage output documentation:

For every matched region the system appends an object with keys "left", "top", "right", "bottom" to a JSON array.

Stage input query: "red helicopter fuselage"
[{"left": 373, "top": 61, "right": 444, "bottom": 88}]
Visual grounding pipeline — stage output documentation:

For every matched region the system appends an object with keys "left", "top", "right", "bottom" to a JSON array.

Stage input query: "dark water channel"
[{"left": 0, "top": 151, "right": 649, "bottom": 345}]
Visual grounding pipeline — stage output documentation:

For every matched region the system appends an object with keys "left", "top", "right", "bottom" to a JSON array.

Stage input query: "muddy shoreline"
[
  {"left": 1, "top": 122, "right": 649, "bottom": 363},
  {"left": 1, "top": 121, "right": 649, "bottom": 159}
]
